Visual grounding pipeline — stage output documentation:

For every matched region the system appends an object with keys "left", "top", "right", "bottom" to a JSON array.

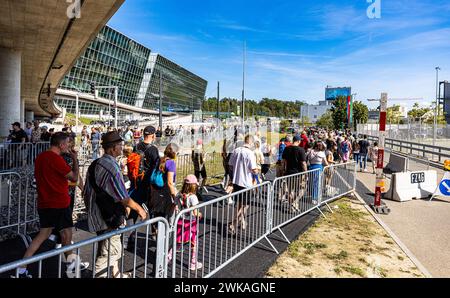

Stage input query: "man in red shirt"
[
  {"left": 300, "top": 131, "right": 309, "bottom": 150},
  {"left": 15, "top": 132, "right": 82, "bottom": 278}
]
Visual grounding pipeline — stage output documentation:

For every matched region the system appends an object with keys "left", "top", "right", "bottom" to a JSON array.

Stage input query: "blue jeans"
[
  {"left": 359, "top": 153, "right": 368, "bottom": 170},
  {"left": 308, "top": 164, "right": 323, "bottom": 201},
  {"left": 353, "top": 153, "right": 360, "bottom": 168},
  {"left": 92, "top": 141, "right": 99, "bottom": 160}
]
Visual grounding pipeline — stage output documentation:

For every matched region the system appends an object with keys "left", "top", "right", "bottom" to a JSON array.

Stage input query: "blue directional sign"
[{"left": 439, "top": 179, "right": 450, "bottom": 196}]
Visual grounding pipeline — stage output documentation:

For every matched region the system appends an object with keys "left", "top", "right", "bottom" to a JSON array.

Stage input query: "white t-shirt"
[
  {"left": 307, "top": 150, "right": 326, "bottom": 165},
  {"left": 180, "top": 193, "right": 200, "bottom": 219},
  {"left": 229, "top": 145, "right": 257, "bottom": 188}
]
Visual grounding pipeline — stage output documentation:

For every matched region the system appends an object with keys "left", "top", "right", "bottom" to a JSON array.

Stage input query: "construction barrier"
[
  {"left": 385, "top": 170, "right": 437, "bottom": 202},
  {"left": 386, "top": 152, "right": 409, "bottom": 173}
]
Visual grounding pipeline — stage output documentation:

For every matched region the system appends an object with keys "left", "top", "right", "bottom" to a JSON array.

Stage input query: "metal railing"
[
  {"left": 170, "top": 182, "right": 276, "bottom": 278},
  {"left": 0, "top": 142, "right": 50, "bottom": 172},
  {"left": 360, "top": 134, "right": 450, "bottom": 164},
  {"left": 321, "top": 162, "right": 357, "bottom": 205},
  {"left": 0, "top": 171, "right": 39, "bottom": 242},
  {"left": 271, "top": 169, "right": 322, "bottom": 236},
  {"left": 0, "top": 217, "right": 170, "bottom": 279}
]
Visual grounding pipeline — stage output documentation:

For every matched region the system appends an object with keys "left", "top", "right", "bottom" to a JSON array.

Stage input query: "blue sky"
[{"left": 108, "top": 0, "right": 450, "bottom": 109}]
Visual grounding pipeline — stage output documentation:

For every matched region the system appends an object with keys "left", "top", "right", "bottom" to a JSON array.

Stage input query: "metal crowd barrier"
[
  {"left": 270, "top": 169, "right": 322, "bottom": 240},
  {"left": 321, "top": 162, "right": 357, "bottom": 205},
  {"left": 0, "top": 142, "right": 50, "bottom": 172},
  {"left": 170, "top": 182, "right": 276, "bottom": 278},
  {"left": 0, "top": 217, "right": 170, "bottom": 279},
  {"left": 0, "top": 171, "right": 39, "bottom": 243}
]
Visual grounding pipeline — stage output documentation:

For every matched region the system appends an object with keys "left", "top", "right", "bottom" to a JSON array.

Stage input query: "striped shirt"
[{"left": 83, "top": 154, "right": 129, "bottom": 232}]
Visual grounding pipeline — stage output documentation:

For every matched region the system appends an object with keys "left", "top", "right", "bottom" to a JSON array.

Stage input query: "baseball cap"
[
  {"left": 184, "top": 174, "right": 199, "bottom": 185},
  {"left": 143, "top": 125, "right": 156, "bottom": 135},
  {"left": 11, "top": 122, "right": 21, "bottom": 127},
  {"left": 293, "top": 134, "right": 301, "bottom": 142}
]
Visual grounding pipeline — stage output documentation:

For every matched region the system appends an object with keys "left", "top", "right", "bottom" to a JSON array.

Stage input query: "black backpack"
[{"left": 88, "top": 159, "right": 126, "bottom": 229}]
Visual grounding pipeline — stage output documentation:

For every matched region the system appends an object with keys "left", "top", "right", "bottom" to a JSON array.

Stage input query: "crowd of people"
[{"left": 9, "top": 119, "right": 379, "bottom": 278}]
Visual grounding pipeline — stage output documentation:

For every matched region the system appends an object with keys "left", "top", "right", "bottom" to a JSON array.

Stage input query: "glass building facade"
[
  {"left": 141, "top": 54, "right": 207, "bottom": 112},
  {"left": 55, "top": 25, "right": 207, "bottom": 118}
]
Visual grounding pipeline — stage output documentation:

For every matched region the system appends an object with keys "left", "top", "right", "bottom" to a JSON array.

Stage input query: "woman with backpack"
[{"left": 149, "top": 143, "right": 179, "bottom": 224}]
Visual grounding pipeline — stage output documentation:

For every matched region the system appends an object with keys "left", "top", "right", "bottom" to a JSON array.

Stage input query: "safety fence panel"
[
  {"left": 321, "top": 162, "right": 357, "bottom": 205},
  {"left": 0, "top": 217, "right": 170, "bottom": 279},
  {"left": 0, "top": 143, "right": 34, "bottom": 172},
  {"left": 0, "top": 142, "right": 50, "bottom": 173},
  {"left": 0, "top": 172, "right": 22, "bottom": 241},
  {"left": 170, "top": 182, "right": 274, "bottom": 278},
  {"left": 270, "top": 169, "right": 322, "bottom": 233},
  {"left": 0, "top": 171, "right": 39, "bottom": 242}
]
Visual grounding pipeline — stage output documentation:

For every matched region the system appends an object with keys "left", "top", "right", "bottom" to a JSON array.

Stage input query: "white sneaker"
[{"left": 190, "top": 261, "right": 203, "bottom": 271}]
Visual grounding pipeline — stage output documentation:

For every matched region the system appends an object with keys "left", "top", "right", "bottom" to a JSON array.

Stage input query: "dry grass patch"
[{"left": 266, "top": 197, "right": 425, "bottom": 278}]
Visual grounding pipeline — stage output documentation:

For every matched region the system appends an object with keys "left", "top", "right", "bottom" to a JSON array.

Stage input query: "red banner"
[
  {"left": 379, "top": 111, "right": 386, "bottom": 132},
  {"left": 377, "top": 148, "right": 384, "bottom": 169},
  {"left": 375, "top": 187, "right": 382, "bottom": 206}
]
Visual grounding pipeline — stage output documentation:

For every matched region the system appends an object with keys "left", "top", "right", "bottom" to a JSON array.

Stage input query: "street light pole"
[
  {"left": 159, "top": 72, "right": 163, "bottom": 131},
  {"left": 434, "top": 66, "right": 440, "bottom": 147},
  {"left": 241, "top": 40, "right": 246, "bottom": 129}
]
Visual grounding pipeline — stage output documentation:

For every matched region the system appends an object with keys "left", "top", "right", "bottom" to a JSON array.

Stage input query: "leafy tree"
[
  {"left": 202, "top": 97, "right": 305, "bottom": 118},
  {"left": 330, "top": 96, "right": 348, "bottom": 130},
  {"left": 352, "top": 101, "right": 369, "bottom": 129},
  {"left": 316, "top": 111, "right": 334, "bottom": 129}
]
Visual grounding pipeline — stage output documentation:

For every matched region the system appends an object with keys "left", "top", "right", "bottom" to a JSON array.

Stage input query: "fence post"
[
  {"left": 318, "top": 168, "right": 323, "bottom": 206},
  {"left": 266, "top": 182, "right": 273, "bottom": 234},
  {"left": 155, "top": 221, "right": 167, "bottom": 278}
]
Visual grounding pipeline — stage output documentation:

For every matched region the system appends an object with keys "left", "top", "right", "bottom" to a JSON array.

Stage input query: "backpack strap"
[{"left": 88, "top": 159, "right": 102, "bottom": 194}]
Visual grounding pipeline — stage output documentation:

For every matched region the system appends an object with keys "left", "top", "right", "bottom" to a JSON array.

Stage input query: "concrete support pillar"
[
  {"left": 25, "top": 110, "right": 34, "bottom": 122},
  {"left": 0, "top": 48, "right": 21, "bottom": 137},
  {"left": 20, "top": 97, "right": 25, "bottom": 124}
]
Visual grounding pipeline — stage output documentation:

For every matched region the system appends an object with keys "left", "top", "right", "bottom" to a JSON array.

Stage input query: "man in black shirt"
[
  {"left": 282, "top": 135, "right": 307, "bottom": 175},
  {"left": 281, "top": 135, "right": 307, "bottom": 212},
  {"left": 358, "top": 135, "right": 370, "bottom": 172},
  {"left": 136, "top": 125, "right": 160, "bottom": 175},
  {"left": 8, "top": 122, "right": 27, "bottom": 143}
]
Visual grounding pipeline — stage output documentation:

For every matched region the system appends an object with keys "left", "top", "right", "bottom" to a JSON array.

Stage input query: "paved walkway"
[{"left": 355, "top": 151, "right": 450, "bottom": 277}]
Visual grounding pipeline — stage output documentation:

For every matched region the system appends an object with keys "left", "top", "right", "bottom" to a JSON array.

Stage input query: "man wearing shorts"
[{"left": 15, "top": 132, "right": 86, "bottom": 278}]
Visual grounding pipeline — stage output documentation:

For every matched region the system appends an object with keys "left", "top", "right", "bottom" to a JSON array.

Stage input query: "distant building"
[{"left": 300, "top": 101, "right": 332, "bottom": 123}]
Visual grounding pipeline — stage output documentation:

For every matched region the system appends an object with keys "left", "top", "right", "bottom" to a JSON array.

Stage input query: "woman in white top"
[
  {"left": 307, "top": 142, "right": 329, "bottom": 201},
  {"left": 307, "top": 142, "right": 329, "bottom": 171}
]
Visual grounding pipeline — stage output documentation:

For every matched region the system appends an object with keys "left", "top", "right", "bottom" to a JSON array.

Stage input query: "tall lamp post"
[{"left": 434, "top": 66, "right": 441, "bottom": 147}]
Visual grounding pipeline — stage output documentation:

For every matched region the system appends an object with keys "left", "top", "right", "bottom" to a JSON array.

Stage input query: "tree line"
[{"left": 202, "top": 97, "right": 304, "bottom": 118}]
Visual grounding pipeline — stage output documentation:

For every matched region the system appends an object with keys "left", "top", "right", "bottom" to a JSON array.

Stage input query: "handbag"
[{"left": 88, "top": 159, "right": 126, "bottom": 229}]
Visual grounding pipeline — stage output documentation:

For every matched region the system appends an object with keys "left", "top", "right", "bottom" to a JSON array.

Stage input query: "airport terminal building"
[{"left": 54, "top": 25, "right": 207, "bottom": 121}]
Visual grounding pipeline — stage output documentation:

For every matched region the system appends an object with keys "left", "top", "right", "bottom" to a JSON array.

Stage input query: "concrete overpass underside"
[{"left": 0, "top": 0, "right": 124, "bottom": 136}]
